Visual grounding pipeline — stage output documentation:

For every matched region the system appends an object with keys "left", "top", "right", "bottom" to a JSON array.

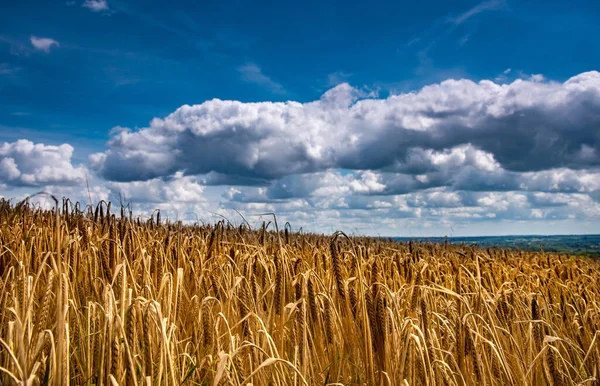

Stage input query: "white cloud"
[
  {"left": 4, "top": 70, "right": 600, "bottom": 235},
  {"left": 82, "top": 68, "right": 600, "bottom": 234},
  {"left": 518, "top": 168, "right": 600, "bottom": 193},
  {"left": 91, "top": 71, "right": 600, "bottom": 188},
  {"left": 327, "top": 71, "right": 353, "bottom": 87},
  {"left": 407, "top": 190, "right": 463, "bottom": 208},
  {"left": 0, "top": 140, "right": 86, "bottom": 187},
  {"left": 30, "top": 36, "right": 59, "bottom": 53},
  {"left": 348, "top": 171, "right": 386, "bottom": 194},
  {"left": 451, "top": 0, "right": 505, "bottom": 25},
  {"left": 237, "top": 62, "right": 286, "bottom": 95},
  {"left": 219, "top": 183, "right": 600, "bottom": 235},
  {"left": 82, "top": 69, "right": 600, "bottom": 234},
  {"left": 107, "top": 172, "right": 206, "bottom": 204},
  {"left": 0, "top": 63, "right": 19, "bottom": 75},
  {"left": 83, "top": 0, "right": 109, "bottom": 12},
  {"left": 0, "top": 158, "right": 21, "bottom": 181}
]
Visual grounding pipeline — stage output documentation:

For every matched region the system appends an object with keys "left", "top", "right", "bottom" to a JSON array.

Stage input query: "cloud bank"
[
  {"left": 4, "top": 71, "right": 600, "bottom": 235},
  {"left": 0, "top": 140, "right": 86, "bottom": 186},
  {"left": 91, "top": 72, "right": 600, "bottom": 187}
]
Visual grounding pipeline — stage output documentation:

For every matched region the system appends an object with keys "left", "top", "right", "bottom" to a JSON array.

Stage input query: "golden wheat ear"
[{"left": 0, "top": 199, "right": 598, "bottom": 385}]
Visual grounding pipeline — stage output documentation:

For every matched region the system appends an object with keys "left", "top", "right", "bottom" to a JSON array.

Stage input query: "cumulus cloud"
[
  {"left": 4, "top": 71, "right": 598, "bottom": 235},
  {"left": 76, "top": 70, "right": 600, "bottom": 233},
  {"left": 30, "top": 36, "right": 59, "bottom": 53},
  {"left": 101, "top": 173, "right": 210, "bottom": 222},
  {"left": 107, "top": 172, "right": 206, "bottom": 204},
  {"left": 91, "top": 72, "right": 600, "bottom": 192},
  {"left": 0, "top": 140, "right": 87, "bottom": 187},
  {"left": 8, "top": 177, "right": 209, "bottom": 225},
  {"left": 221, "top": 181, "right": 600, "bottom": 234},
  {"left": 223, "top": 170, "right": 395, "bottom": 205}
]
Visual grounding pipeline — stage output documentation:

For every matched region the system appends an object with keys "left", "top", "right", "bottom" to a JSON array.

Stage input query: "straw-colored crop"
[{"left": 0, "top": 197, "right": 599, "bottom": 385}]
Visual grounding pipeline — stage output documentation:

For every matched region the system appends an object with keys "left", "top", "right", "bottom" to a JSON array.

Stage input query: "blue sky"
[{"left": 1, "top": 0, "right": 600, "bottom": 236}]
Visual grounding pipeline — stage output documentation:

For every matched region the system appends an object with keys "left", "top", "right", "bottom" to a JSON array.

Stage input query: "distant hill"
[{"left": 392, "top": 234, "right": 600, "bottom": 257}]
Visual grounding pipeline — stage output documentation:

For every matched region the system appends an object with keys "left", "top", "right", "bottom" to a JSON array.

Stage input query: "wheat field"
[{"left": 0, "top": 197, "right": 599, "bottom": 385}]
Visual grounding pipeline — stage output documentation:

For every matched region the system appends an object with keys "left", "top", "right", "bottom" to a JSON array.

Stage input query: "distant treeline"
[{"left": 392, "top": 234, "right": 600, "bottom": 257}]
